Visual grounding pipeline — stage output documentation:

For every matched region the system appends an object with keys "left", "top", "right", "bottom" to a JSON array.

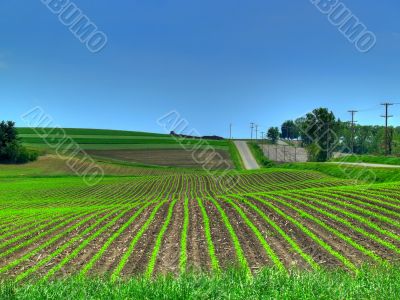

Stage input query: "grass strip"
[
  {"left": 3, "top": 265, "right": 400, "bottom": 299},
  {"left": 229, "top": 141, "right": 245, "bottom": 171}
]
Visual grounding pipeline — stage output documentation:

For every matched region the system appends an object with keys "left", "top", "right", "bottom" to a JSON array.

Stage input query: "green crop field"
[
  {"left": 17, "top": 127, "right": 233, "bottom": 170},
  {"left": 1, "top": 165, "right": 400, "bottom": 277},
  {"left": 18, "top": 128, "right": 229, "bottom": 151},
  {"left": 7, "top": 0, "right": 398, "bottom": 297},
  {"left": 2, "top": 134, "right": 400, "bottom": 299}
]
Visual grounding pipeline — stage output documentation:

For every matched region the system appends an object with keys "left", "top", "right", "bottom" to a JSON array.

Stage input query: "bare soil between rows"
[
  {"left": 3, "top": 190, "right": 400, "bottom": 279},
  {"left": 86, "top": 149, "right": 234, "bottom": 170}
]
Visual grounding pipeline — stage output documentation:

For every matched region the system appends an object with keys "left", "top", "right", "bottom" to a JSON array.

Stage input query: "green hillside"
[
  {"left": 17, "top": 128, "right": 169, "bottom": 137},
  {"left": 18, "top": 128, "right": 229, "bottom": 151},
  {"left": 16, "top": 127, "right": 233, "bottom": 170}
]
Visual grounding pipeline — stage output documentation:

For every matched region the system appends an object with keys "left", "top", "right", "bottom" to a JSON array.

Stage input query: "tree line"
[
  {"left": 264, "top": 108, "right": 400, "bottom": 162},
  {"left": 0, "top": 121, "right": 38, "bottom": 163}
]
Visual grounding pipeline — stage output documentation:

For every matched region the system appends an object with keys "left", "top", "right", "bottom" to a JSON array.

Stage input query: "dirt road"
[
  {"left": 328, "top": 162, "right": 400, "bottom": 168},
  {"left": 234, "top": 141, "right": 260, "bottom": 170}
]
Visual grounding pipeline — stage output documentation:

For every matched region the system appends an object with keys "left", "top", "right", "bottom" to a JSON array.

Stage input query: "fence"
[{"left": 260, "top": 144, "right": 308, "bottom": 163}]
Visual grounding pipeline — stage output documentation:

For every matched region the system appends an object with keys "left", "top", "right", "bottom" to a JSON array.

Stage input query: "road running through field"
[
  {"left": 234, "top": 141, "right": 260, "bottom": 170},
  {"left": 328, "top": 162, "right": 400, "bottom": 168}
]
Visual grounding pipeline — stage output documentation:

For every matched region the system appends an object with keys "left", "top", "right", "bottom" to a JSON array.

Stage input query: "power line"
[
  {"left": 356, "top": 104, "right": 381, "bottom": 112},
  {"left": 348, "top": 110, "right": 358, "bottom": 154},
  {"left": 381, "top": 102, "right": 394, "bottom": 156},
  {"left": 255, "top": 124, "right": 258, "bottom": 141},
  {"left": 326, "top": 122, "right": 331, "bottom": 160}
]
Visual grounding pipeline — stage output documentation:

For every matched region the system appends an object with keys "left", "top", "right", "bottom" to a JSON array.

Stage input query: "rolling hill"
[{"left": 17, "top": 128, "right": 234, "bottom": 170}]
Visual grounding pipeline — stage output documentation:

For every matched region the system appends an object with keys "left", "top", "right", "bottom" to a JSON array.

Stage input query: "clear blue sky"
[{"left": 1, "top": 1, "right": 400, "bottom": 138}]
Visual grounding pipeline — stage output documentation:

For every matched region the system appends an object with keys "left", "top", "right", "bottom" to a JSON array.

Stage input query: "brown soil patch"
[
  {"left": 86, "top": 149, "right": 234, "bottom": 169},
  {"left": 203, "top": 199, "right": 238, "bottom": 269},
  {"left": 153, "top": 198, "right": 184, "bottom": 275},
  {"left": 186, "top": 198, "right": 211, "bottom": 272}
]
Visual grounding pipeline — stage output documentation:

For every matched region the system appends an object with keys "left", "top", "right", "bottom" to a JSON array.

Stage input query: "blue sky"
[{"left": 1, "top": 0, "right": 400, "bottom": 138}]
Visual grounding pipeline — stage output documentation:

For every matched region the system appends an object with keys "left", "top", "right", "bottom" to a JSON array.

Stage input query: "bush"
[
  {"left": 248, "top": 142, "right": 275, "bottom": 168},
  {"left": 0, "top": 121, "right": 38, "bottom": 164},
  {"left": 16, "top": 146, "right": 39, "bottom": 163},
  {"left": 229, "top": 141, "right": 244, "bottom": 170},
  {"left": 0, "top": 142, "right": 38, "bottom": 164},
  {"left": 0, "top": 140, "right": 20, "bottom": 162}
]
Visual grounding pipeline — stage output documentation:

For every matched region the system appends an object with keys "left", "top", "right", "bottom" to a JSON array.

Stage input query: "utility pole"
[
  {"left": 348, "top": 110, "right": 358, "bottom": 154},
  {"left": 261, "top": 131, "right": 265, "bottom": 145},
  {"left": 326, "top": 122, "right": 330, "bottom": 160},
  {"left": 255, "top": 124, "right": 258, "bottom": 141},
  {"left": 250, "top": 123, "right": 254, "bottom": 141},
  {"left": 381, "top": 102, "right": 394, "bottom": 156},
  {"left": 229, "top": 123, "right": 232, "bottom": 140}
]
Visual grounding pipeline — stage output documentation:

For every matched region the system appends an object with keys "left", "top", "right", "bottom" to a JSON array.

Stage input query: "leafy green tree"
[
  {"left": 294, "top": 117, "right": 309, "bottom": 145},
  {"left": 0, "top": 121, "right": 18, "bottom": 146},
  {"left": 300, "top": 108, "right": 338, "bottom": 162},
  {"left": 0, "top": 121, "right": 38, "bottom": 163},
  {"left": 336, "top": 124, "right": 391, "bottom": 155},
  {"left": 267, "top": 127, "right": 280, "bottom": 144},
  {"left": 281, "top": 120, "right": 299, "bottom": 140},
  {"left": 297, "top": 109, "right": 400, "bottom": 157}
]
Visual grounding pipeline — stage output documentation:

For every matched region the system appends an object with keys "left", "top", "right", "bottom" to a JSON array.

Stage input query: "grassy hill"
[
  {"left": 17, "top": 128, "right": 234, "bottom": 170},
  {"left": 330, "top": 154, "right": 400, "bottom": 166},
  {"left": 2, "top": 128, "right": 400, "bottom": 299},
  {"left": 17, "top": 127, "right": 169, "bottom": 137},
  {"left": 18, "top": 128, "right": 229, "bottom": 150}
]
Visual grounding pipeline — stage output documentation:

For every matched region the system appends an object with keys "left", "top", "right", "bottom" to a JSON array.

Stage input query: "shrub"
[
  {"left": 0, "top": 121, "right": 38, "bottom": 164},
  {"left": 248, "top": 142, "right": 275, "bottom": 168}
]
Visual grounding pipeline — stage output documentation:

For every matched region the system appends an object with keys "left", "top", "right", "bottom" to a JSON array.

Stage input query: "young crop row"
[
  {"left": 2, "top": 174, "right": 400, "bottom": 281},
  {"left": 0, "top": 171, "right": 354, "bottom": 212}
]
